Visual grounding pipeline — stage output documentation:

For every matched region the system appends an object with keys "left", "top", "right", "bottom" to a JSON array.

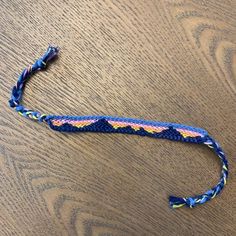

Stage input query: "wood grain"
[{"left": 0, "top": 0, "right": 236, "bottom": 235}]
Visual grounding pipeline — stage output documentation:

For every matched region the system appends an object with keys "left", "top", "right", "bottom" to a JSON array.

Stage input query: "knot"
[
  {"left": 36, "top": 59, "right": 47, "bottom": 69},
  {"left": 33, "top": 46, "right": 59, "bottom": 70},
  {"left": 169, "top": 196, "right": 198, "bottom": 208},
  {"left": 185, "top": 197, "right": 197, "bottom": 208},
  {"left": 42, "top": 46, "right": 59, "bottom": 63}
]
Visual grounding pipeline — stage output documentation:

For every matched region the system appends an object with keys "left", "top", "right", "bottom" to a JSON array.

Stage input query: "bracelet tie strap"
[{"left": 9, "top": 46, "right": 229, "bottom": 209}]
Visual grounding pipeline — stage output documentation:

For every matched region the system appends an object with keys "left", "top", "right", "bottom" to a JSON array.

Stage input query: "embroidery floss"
[{"left": 9, "top": 46, "right": 229, "bottom": 209}]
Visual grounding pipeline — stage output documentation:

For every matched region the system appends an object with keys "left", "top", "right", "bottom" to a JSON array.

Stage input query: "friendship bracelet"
[{"left": 9, "top": 46, "right": 229, "bottom": 209}]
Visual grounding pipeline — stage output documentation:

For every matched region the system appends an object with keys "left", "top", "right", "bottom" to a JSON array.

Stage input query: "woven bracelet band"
[{"left": 9, "top": 46, "right": 229, "bottom": 209}]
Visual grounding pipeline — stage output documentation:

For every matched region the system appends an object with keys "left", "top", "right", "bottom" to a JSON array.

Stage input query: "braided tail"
[
  {"left": 169, "top": 135, "right": 228, "bottom": 208},
  {"left": 9, "top": 46, "right": 59, "bottom": 122}
]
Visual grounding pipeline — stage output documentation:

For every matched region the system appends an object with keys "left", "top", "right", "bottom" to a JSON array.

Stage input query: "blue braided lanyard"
[{"left": 9, "top": 46, "right": 229, "bottom": 209}]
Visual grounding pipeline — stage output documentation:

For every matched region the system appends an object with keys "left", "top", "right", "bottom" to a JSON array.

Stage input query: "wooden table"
[{"left": 0, "top": 0, "right": 235, "bottom": 235}]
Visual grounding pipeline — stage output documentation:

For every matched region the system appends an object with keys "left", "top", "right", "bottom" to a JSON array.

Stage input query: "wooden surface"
[{"left": 0, "top": 0, "right": 236, "bottom": 235}]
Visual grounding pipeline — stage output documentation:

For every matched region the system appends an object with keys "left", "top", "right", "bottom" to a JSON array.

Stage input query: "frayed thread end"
[
  {"left": 169, "top": 196, "right": 187, "bottom": 209},
  {"left": 42, "top": 45, "right": 59, "bottom": 64}
]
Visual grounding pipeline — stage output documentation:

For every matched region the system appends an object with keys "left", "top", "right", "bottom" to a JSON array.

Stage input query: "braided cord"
[
  {"left": 9, "top": 46, "right": 59, "bottom": 122},
  {"left": 169, "top": 136, "right": 228, "bottom": 208},
  {"left": 9, "top": 46, "right": 229, "bottom": 209}
]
